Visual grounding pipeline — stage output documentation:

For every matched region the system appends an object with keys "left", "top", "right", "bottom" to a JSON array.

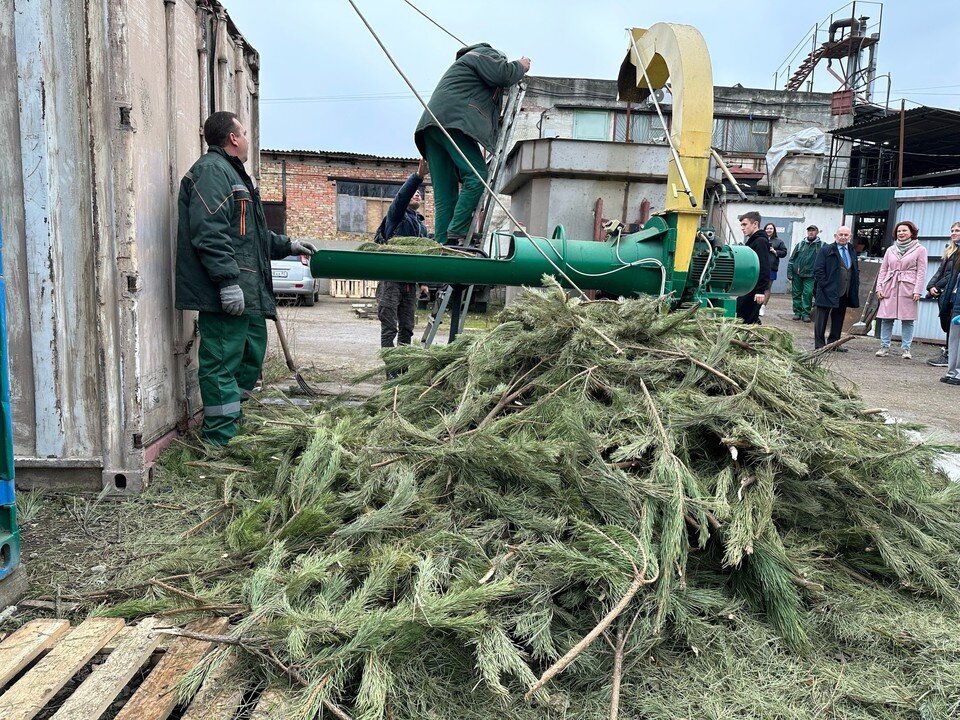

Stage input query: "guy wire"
[
  {"left": 402, "top": 0, "right": 467, "bottom": 46},
  {"left": 347, "top": 0, "right": 591, "bottom": 300}
]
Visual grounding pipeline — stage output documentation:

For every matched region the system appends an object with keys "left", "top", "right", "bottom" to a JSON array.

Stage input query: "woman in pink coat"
[{"left": 875, "top": 220, "right": 929, "bottom": 359}]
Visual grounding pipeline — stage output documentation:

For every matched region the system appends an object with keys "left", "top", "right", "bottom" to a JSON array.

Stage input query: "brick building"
[{"left": 259, "top": 149, "right": 433, "bottom": 241}]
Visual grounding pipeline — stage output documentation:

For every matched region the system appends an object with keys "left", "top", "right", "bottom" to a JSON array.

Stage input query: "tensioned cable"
[
  {"left": 626, "top": 29, "right": 697, "bottom": 208},
  {"left": 401, "top": 0, "right": 466, "bottom": 46},
  {"left": 346, "top": 0, "right": 590, "bottom": 300}
]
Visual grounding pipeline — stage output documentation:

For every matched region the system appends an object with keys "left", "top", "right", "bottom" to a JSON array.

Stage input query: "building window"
[
  {"left": 572, "top": 110, "right": 611, "bottom": 140},
  {"left": 712, "top": 117, "right": 772, "bottom": 154},
  {"left": 613, "top": 112, "right": 668, "bottom": 144},
  {"left": 336, "top": 180, "right": 402, "bottom": 234},
  {"left": 262, "top": 201, "right": 286, "bottom": 234}
]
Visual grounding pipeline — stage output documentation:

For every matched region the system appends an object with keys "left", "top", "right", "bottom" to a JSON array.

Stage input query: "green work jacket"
[
  {"left": 175, "top": 146, "right": 292, "bottom": 316},
  {"left": 787, "top": 238, "right": 823, "bottom": 279},
  {"left": 415, "top": 43, "right": 526, "bottom": 154}
]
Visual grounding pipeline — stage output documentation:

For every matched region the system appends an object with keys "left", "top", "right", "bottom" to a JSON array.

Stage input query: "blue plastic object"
[
  {"left": 0, "top": 530, "right": 20, "bottom": 580},
  {"left": 0, "top": 220, "right": 17, "bottom": 582},
  {"left": 0, "top": 222, "right": 11, "bottom": 484}
]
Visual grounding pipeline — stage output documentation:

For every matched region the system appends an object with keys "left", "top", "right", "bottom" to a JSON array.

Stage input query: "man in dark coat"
[
  {"left": 375, "top": 159, "right": 432, "bottom": 351},
  {"left": 175, "top": 111, "right": 316, "bottom": 445},
  {"left": 735, "top": 211, "right": 771, "bottom": 325},
  {"left": 414, "top": 43, "right": 529, "bottom": 245},
  {"left": 812, "top": 226, "right": 860, "bottom": 350}
]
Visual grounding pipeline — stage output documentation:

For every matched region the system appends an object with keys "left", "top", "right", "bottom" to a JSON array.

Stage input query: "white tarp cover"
[{"left": 765, "top": 127, "right": 827, "bottom": 177}]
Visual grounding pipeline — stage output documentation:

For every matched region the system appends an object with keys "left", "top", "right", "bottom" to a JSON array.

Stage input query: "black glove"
[{"left": 290, "top": 240, "right": 317, "bottom": 256}]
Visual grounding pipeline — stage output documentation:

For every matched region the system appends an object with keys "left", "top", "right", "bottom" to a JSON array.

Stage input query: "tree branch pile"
[{"left": 101, "top": 282, "right": 960, "bottom": 719}]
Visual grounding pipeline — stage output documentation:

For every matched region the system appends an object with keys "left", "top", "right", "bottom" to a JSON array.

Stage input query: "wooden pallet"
[
  {"left": 330, "top": 278, "right": 378, "bottom": 299},
  {"left": 0, "top": 616, "right": 293, "bottom": 720}
]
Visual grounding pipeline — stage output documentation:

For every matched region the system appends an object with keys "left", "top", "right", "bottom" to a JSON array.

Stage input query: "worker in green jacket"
[
  {"left": 787, "top": 225, "right": 824, "bottom": 322},
  {"left": 175, "top": 111, "right": 316, "bottom": 446},
  {"left": 414, "top": 43, "right": 529, "bottom": 245}
]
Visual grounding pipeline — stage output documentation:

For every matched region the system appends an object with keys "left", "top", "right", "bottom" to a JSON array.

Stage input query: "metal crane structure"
[{"left": 311, "top": 23, "right": 759, "bottom": 319}]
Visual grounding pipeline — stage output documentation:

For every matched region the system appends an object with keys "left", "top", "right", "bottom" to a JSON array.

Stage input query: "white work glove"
[
  {"left": 290, "top": 240, "right": 317, "bottom": 256},
  {"left": 220, "top": 284, "right": 245, "bottom": 316}
]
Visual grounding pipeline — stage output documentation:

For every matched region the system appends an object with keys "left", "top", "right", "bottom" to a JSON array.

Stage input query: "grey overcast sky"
[{"left": 221, "top": 0, "right": 957, "bottom": 157}]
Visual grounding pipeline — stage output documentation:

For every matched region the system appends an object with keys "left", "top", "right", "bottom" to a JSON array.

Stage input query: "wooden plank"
[
  {"left": 180, "top": 650, "right": 245, "bottom": 720},
  {"left": 101, "top": 625, "right": 169, "bottom": 653},
  {"left": 113, "top": 617, "right": 229, "bottom": 720},
  {"left": 0, "top": 619, "right": 71, "bottom": 686},
  {"left": 0, "top": 618, "right": 125, "bottom": 720},
  {"left": 249, "top": 689, "right": 293, "bottom": 720},
  {"left": 50, "top": 617, "right": 163, "bottom": 720}
]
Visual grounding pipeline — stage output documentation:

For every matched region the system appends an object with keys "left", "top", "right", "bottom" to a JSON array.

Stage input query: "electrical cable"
[
  {"left": 538, "top": 227, "right": 668, "bottom": 297},
  {"left": 346, "top": 0, "right": 590, "bottom": 300},
  {"left": 401, "top": 0, "right": 466, "bottom": 46}
]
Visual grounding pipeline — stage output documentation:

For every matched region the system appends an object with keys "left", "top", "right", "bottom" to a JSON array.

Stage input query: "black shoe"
[
  {"left": 943, "top": 376, "right": 960, "bottom": 386},
  {"left": 801, "top": 316, "right": 811, "bottom": 323},
  {"left": 834, "top": 347, "right": 849, "bottom": 353},
  {"left": 927, "top": 349, "right": 948, "bottom": 367}
]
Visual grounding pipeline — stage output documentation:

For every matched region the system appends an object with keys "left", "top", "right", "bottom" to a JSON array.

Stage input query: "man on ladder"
[
  {"left": 414, "top": 43, "right": 530, "bottom": 246},
  {"left": 414, "top": 43, "right": 529, "bottom": 345}
]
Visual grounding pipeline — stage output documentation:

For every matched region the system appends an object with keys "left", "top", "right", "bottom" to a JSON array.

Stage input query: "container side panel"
[
  {"left": 126, "top": 0, "right": 181, "bottom": 442},
  {"left": 47, "top": 0, "right": 101, "bottom": 456},
  {"left": 0, "top": 4, "right": 37, "bottom": 455},
  {"left": 13, "top": 0, "right": 62, "bottom": 457},
  {"left": 174, "top": 0, "right": 205, "bottom": 408},
  {"left": 13, "top": 0, "right": 102, "bottom": 459}
]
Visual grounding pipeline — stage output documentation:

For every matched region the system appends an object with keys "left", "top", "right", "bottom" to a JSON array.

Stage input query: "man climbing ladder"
[{"left": 414, "top": 43, "right": 530, "bottom": 245}]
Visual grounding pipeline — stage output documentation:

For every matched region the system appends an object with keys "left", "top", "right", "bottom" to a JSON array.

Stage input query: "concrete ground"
[
  {"left": 760, "top": 294, "right": 957, "bottom": 445},
  {"left": 266, "top": 293, "right": 958, "bottom": 444}
]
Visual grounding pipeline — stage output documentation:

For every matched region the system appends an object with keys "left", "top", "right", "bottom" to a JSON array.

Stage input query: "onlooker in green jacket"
[
  {"left": 787, "top": 225, "right": 823, "bottom": 321},
  {"left": 414, "top": 43, "right": 529, "bottom": 244},
  {"left": 175, "top": 111, "right": 316, "bottom": 445}
]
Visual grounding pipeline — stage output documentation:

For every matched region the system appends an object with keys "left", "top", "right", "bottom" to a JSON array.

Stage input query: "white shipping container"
[{"left": 0, "top": 0, "right": 260, "bottom": 492}]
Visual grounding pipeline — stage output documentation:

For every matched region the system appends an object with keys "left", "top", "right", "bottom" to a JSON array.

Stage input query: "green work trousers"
[
  {"left": 791, "top": 276, "right": 815, "bottom": 318},
  {"left": 197, "top": 311, "right": 267, "bottom": 446},
  {"left": 421, "top": 126, "right": 487, "bottom": 244}
]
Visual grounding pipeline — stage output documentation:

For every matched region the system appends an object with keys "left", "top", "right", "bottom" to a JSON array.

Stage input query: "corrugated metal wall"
[
  {"left": 0, "top": 0, "right": 259, "bottom": 491},
  {"left": 892, "top": 188, "right": 960, "bottom": 344}
]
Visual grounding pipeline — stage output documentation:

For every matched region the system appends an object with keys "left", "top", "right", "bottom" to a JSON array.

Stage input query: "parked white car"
[{"left": 271, "top": 254, "right": 320, "bottom": 306}]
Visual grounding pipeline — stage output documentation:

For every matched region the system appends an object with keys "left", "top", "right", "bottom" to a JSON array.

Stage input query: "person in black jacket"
[
  {"left": 375, "top": 159, "right": 432, "bottom": 351},
  {"left": 925, "top": 222, "right": 960, "bottom": 366},
  {"left": 761, "top": 222, "right": 788, "bottom": 310},
  {"left": 812, "top": 226, "right": 860, "bottom": 350},
  {"left": 735, "top": 211, "right": 771, "bottom": 325}
]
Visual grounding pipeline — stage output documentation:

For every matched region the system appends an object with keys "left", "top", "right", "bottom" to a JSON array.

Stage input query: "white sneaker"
[
  {"left": 759, "top": 306, "right": 765, "bottom": 317},
  {"left": 875, "top": 347, "right": 889, "bottom": 357},
  {"left": 902, "top": 349, "right": 912, "bottom": 360}
]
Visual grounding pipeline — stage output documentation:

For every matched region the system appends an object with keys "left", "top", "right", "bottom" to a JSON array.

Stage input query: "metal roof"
[
  {"left": 261, "top": 148, "right": 419, "bottom": 163},
  {"left": 831, "top": 106, "right": 960, "bottom": 184},
  {"left": 830, "top": 106, "right": 960, "bottom": 142}
]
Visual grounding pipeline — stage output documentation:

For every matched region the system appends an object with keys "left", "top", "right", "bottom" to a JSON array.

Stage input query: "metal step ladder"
[{"left": 421, "top": 82, "right": 526, "bottom": 347}]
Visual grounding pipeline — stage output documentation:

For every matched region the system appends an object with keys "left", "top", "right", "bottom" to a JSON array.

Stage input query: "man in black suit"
[{"left": 812, "top": 226, "right": 860, "bottom": 350}]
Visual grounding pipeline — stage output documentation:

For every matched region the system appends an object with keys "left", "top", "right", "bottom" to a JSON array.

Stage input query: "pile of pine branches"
[
  {"left": 104, "top": 283, "right": 960, "bottom": 719},
  {"left": 356, "top": 236, "right": 464, "bottom": 255}
]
